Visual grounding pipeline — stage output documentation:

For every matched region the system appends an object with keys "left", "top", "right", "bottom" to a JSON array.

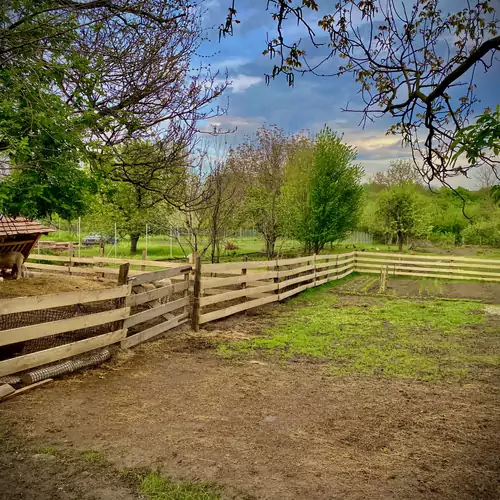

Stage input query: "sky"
[{"left": 199, "top": 0, "right": 499, "bottom": 188}]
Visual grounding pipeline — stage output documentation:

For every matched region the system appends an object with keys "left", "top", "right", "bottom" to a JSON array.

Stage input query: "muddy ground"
[
  {"left": 336, "top": 275, "right": 500, "bottom": 303},
  {"left": 1, "top": 304, "right": 499, "bottom": 500}
]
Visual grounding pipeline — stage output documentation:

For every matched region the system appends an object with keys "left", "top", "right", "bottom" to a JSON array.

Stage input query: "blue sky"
[{"left": 199, "top": 0, "right": 499, "bottom": 187}]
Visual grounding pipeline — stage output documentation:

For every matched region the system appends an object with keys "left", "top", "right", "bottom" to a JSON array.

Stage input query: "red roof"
[{"left": 0, "top": 216, "right": 56, "bottom": 237}]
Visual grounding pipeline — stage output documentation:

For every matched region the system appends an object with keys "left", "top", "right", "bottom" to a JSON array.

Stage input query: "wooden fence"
[
  {"left": 1, "top": 250, "right": 500, "bottom": 381},
  {"left": 0, "top": 265, "right": 190, "bottom": 378},
  {"left": 191, "top": 253, "right": 356, "bottom": 330},
  {"left": 26, "top": 253, "right": 179, "bottom": 279},
  {"left": 355, "top": 251, "right": 500, "bottom": 282}
]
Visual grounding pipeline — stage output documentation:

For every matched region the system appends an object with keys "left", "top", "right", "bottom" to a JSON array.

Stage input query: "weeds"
[
  {"left": 82, "top": 450, "right": 107, "bottom": 464},
  {"left": 137, "top": 471, "right": 221, "bottom": 500}
]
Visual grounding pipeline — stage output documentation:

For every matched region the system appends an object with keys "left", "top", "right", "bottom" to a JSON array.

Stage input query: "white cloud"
[{"left": 229, "top": 74, "right": 263, "bottom": 93}]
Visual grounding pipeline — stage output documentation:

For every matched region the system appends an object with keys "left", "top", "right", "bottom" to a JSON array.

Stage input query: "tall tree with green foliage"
[
  {"left": 0, "top": 0, "right": 226, "bottom": 218},
  {"left": 282, "top": 127, "right": 363, "bottom": 254},
  {"left": 376, "top": 184, "right": 430, "bottom": 252}
]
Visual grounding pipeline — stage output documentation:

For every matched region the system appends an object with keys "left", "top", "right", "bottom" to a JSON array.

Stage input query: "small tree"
[
  {"left": 230, "top": 126, "right": 301, "bottom": 258},
  {"left": 376, "top": 184, "right": 428, "bottom": 252},
  {"left": 282, "top": 127, "right": 364, "bottom": 254},
  {"left": 371, "top": 159, "right": 422, "bottom": 189}
]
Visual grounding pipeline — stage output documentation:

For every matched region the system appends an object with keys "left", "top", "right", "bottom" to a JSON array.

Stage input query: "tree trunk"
[
  {"left": 265, "top": 239, "right": 275, "bottom": 259},
  {"left": 397, "top": 231, "right": 403, "bottom": 252},
  {"left": 130, "top": 233, "right": 140, "bottom": 255}
]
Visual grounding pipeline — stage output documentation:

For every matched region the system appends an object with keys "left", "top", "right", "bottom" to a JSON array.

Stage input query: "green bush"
[{"left": 462, "top": 221, "right": 500, "bottom": 247}]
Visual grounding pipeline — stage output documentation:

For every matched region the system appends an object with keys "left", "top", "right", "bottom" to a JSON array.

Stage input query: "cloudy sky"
[{"left": 199, "top": 0, "right": 499, "bottom": 187}]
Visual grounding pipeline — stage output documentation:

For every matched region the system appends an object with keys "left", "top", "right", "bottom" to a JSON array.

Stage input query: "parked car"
[{"left": 82, "top": 233, "right": 117, "bottom": 246}]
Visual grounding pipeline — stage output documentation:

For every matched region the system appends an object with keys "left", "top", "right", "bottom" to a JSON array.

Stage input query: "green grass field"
[
  {"left": 217, "top": 281, "right": 499, "bottom": 381},
  {"left": 39, "top": 230, "right": 500, "bottom": 262}
]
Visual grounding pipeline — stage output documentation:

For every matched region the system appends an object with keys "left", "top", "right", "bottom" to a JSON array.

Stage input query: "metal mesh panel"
[{"left": 0, "top": 299, "right": 122, "bottom": 359}]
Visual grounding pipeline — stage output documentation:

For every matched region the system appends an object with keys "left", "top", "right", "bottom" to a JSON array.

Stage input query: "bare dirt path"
[{"left": 1, "top": 334, "right": 499, "bottom": 500}]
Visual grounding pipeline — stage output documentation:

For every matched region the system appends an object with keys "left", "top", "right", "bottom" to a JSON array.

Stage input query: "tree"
[
  {"left": 371, "top": 159, "right": 422, "bottom": 188},
  {"left": 90, "top": 180, "right": 170, "bottom": 255},
  {"left": 282, "top": 127, "right": 363, "bottom": 253},
  {"left": 376, "top": 183, "right": 429, "bottom": 252},
  {"left": 230, "top": 126, "right": 301, "bottom": 258},
  {"left": 223, "top": 0, "right": 500, "bottom": 183},
  {"left": 1, "top": 0, "right": 227, "bottom": 217},
  {"left": 475, "top": 164, "right": 498, "bottom": 189}
]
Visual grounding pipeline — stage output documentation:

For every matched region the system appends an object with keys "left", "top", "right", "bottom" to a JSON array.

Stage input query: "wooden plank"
[
  {"left": 126, "top": 281, "right": 189, "bottom": 307},
  {"left": 358, "top": 251, "right": 500, "bottom": 265},
  {"left": 1, "top": 379, "right": 53, "bottom": 400},
  {"left": 202, "top": 259, "right": 277, "bottom": 272},
  {"left": 278, "top": 284, "right": 309, "bottom": 301},
  {"left": 121, "top": 313, "right": 188, "bottom": 349},
  {"left": 278, "top": 264, "right": 315, "bottom": 278},
  {"left": 315, "top": 263, "right": 354, "bottom": 278},
  {"left": 355, "top": 256, "right": 500, "bottom": 271},
  {"left": 280, "top": 272, "right": 315, "bottom": 288},
  {"left": 315, "top": 268, "right": 354, "bottom": 285},
  {"left": 0, "top": 384, "right": 15, "bottom": 399},
  {"left": 201, "top": 271, "right": 278, "bottom": 290},
  {"left": 199, "top": 295, "right": 279, "bottom": 324},
  {"left": 276, "top": 256, "right": 313, "bottom": 266},
  {"left": 0, "top": 329, "right": 127, "bottom": 377},
  {"left": 131, "top": 266, "right": 191, "bottom": 286},
  {"left": 124, "top": 297, "right": 189, "bottom": 328},
  {"left": 25, "top": 262, "right": 69, "bottom": 273},
  {"left": 27, "top": 254, "right": 71, "bottom": 263},
  {"left": 318, "top": 252, "right": 355, "bottom": 260},
  {"left": 358, "top": 268, "right": 500, "bottom": 282},
  {"left": 97, "top": 257, "right": 181, "bottom": 268},
  {"left": 355, "top": 262, "right": 500, "bottom": 278},
  {"left": 200, "top": 283, "right": 279, "bottom": 307},
  {"left": 0, "top": 308, "right": 130, "bottom": 347},
  {"left": 0, "top": 286, "right": 130, "bottom": 315},
  {"left": 315, "top": 257, "right": 355, "bottom": 269}
]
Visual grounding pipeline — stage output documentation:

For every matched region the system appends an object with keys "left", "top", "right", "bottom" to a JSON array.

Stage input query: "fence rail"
[{"left": 1, "top": 250, "right": 499, "bottom": 382}]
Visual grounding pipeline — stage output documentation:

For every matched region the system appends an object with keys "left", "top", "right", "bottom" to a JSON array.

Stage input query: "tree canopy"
[{"left": 0, "top": 0, "right": 226, "bottom": 218}]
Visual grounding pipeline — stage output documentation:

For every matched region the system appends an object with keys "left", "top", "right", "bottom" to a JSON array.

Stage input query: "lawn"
[
  {"left": 217, "top": 281, "right": 500, "bottom": 381},
  {"left": 39, "top": 230, "right": 500, "bottom": 262}
]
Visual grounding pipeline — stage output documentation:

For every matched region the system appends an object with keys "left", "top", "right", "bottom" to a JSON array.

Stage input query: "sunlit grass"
[
  {"left": 217, "top": 282, "right": 496, "bottom": 381},
  {"left": 138, "top": 471, "right": 221, "bottom": 500}
]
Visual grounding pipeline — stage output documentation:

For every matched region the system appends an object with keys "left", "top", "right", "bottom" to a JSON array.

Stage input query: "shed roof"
[{"left": 0, "top": 216, "right": 56, "bottom": 237}]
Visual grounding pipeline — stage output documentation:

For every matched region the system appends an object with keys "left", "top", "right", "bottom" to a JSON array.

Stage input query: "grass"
[
  {"left": 137, "top": 471, "right": 221, "bottom": 500},
  {"left": 217, "top": 282, "right": 499, "bottom": 381},
  {"left": 82, "top": 450, "right": 107, "bottom": 464},
  {"left": 38, "top": 445, "right": 58, "bottom": 456}
]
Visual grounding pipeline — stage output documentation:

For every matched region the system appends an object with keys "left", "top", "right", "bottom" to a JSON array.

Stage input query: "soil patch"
[
  {"left": 1, "top": 342, "right": 499, "bottom": 499},
  {"left": 0, "top": 274, "right": 114, "bottom": 299},
  {"left": 335, "top": 275, "right": 500, "bottom": 303}
]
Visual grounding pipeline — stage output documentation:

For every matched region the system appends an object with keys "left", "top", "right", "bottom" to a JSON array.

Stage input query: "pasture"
[{"left": 1, "top": 274, "right": 499, "bottom": 499}]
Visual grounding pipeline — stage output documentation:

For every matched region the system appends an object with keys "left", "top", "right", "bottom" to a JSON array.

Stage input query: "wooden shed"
[{"left": 0, "top": 216, "right": 56, "bottom": 259}]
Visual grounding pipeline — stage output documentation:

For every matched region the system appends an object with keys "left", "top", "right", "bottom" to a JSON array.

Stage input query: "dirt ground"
[
  {"left": 1, "top": 317, "right": 499, "bottom": 500},
  {"left": 0, "top": 274, "right": 114, "bottom": 299},
  {"left": 336, "top": 275, "right": 500, "bottom": 303}
]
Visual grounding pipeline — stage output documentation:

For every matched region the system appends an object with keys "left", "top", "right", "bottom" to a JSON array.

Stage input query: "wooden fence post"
[
  {"left": 274, "top": 256, "right": 279, "bottom": 296},
  {"left": 241, "top": 256, "right": 248, "bottom": 290},
  {"left": 141, "top": 249, "right": 147, "bottom": 272},
  {"left": 191, "top": 256, "right": 202, "bottom": 332},
  {"left": 118, "top": 263, "right": 130, "bottom": 285},
  {"left": 97, "top": 247, "right": 105, "bottom": 279},
  {"left": 313, "top": 253, "right": 317, "bottom": 287},
  {"left": 68, "top": 242, "right": 74, "bottom": 275}
]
